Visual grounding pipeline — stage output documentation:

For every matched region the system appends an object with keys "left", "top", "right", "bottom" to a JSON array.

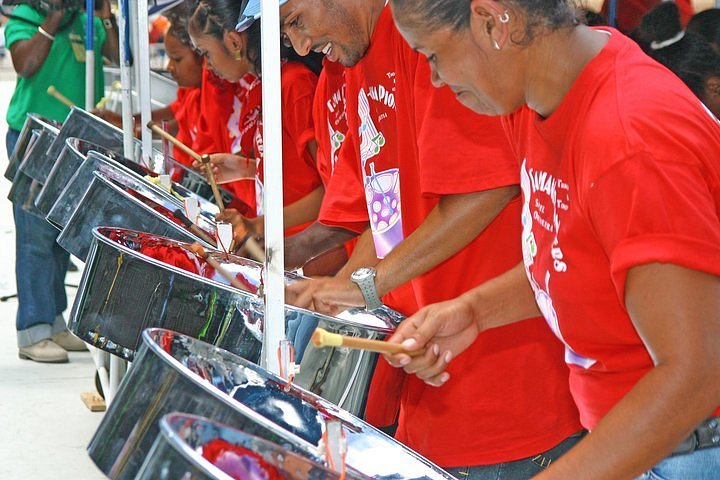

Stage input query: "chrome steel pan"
[
  {"left": 43, "top": 139, "right": 218, "bottom": 228},
  {"left": 45, "top": 107, "right": 130, "bottom": 171},
  {"left": 136, "top": 413, "right": 342, "bottom": 480},
  {"left": 70, "top": 227, "right": 399, "bottom": 416},
  {"left": 89, "top": 328, "right": 453, "bottom": 480},
  {"left": 36, "top": 137, "right": 144, "bottom": 217},
  {"left": 8, "top": 125, "right": 60, "bottom": 207},
  {"left": 56, "top": 171, "right": 214, "bottom": 261},
  {"left": 4, "top": 113, "right": 61, "bottom": 181}
]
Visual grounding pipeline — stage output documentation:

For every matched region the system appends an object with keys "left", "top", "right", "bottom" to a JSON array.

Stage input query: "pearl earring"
[{"left": 493, "top": 40, "right": 501, "bottom": 51}]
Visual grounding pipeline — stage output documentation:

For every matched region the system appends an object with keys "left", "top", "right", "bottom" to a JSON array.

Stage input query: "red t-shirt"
[
  {"left": 224, "top": 73, "right": 263, "bottom": 211},
  {"left": 168, "top": 86, "right": 202, "bottom": 182},
  {"left": 313, "top": 58, "right": 348, "bottom": 187},
  {"left": 602, "top": 0, "right": 693, "bottom": 33},
  {"left": 337, "top": 6, "right": 581, "bottom": 466},
  {"left": 253, "top": 61, "right": 322, "bottom": 236},
  {"left": 193, "top": 65, "right": 235, "bottom": 156},
  {"left": 503, "top": 29, "right": 720, "bottom": 429}
]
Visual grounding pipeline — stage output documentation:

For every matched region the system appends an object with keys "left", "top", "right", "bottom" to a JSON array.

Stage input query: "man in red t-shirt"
[{"left": 281, "top": 0, "right": 583, "bottom": 475}]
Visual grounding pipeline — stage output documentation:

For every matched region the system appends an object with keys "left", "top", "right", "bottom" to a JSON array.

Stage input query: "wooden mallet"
[
  {"left": 147, "top": 121, "right": 266, "bottom": 263},
  {"left": 147, "top": 120, "right": 226, "bottom": 213},
  {"left": 310, "top": 327, "right": 426, "bottom": 357},
  {"left": 186, "top": 242, "right": 251, "bottom": 292},
  {"left": 47, "top": 85, "right": 75, "bottom": 108}
]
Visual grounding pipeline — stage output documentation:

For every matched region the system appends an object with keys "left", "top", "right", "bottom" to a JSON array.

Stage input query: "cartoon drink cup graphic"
[{"left": 366, "top": 164, "right": 403, "bottom": 259}]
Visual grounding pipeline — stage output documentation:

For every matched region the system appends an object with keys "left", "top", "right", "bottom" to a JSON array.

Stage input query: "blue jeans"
[
  {"left": 6, "top": 128, "right": 70, "bottom": 347},
  {"left": 446, "top": 431, "right": 585, "bottom": 480},
  {"left": 636, "top": 447, "right": 720, "bottom": 480}
]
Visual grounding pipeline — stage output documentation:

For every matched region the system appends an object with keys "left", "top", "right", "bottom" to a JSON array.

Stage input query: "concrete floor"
[{"left": 0, "top": 55, "right": 106, "bottom": 479}]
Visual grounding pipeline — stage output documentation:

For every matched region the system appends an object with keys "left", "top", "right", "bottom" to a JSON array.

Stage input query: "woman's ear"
[
  {"left": 469, "top": 0, "right": 511, "bottom": 51},
  {"left": 224, "top": 30, "right": 247, "bottom": 59}
]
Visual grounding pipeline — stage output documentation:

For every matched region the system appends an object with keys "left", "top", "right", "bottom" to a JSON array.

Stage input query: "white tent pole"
[
  {"left": 136, "top": 0, "right": 154, "bottom": 170},
  {"left": 118, "top": 0, "right": 135, "bottom": 160},
  {"left": 85, "top": 0, "right": 95, "bottom": 109},
  {"left": 259, "top": 0, "right": 286, "bottom": 376}
]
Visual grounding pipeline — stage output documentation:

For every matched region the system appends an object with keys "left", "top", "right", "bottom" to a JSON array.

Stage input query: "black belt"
[{"left": 672, "top": 416, "right": 720, "bottom": 456}]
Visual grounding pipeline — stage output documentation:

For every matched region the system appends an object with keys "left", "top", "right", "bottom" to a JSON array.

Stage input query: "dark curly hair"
[
  {"left": 389, "top": 0, "right": 579, "bottom": 45},
  {"left": 189, "top": 0, "right": 322, "bottom": 75},
  {"left": 634, "top": 2, "right": 720, "bottom": 104}
]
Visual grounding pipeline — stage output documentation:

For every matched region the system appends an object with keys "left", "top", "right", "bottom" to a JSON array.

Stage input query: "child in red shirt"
[{"left": 188, "top": 0, "right": 323, "bottom": 239}]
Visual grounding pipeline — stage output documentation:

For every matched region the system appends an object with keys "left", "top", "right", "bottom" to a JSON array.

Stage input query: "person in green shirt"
[{"left": 4, "top": 0, "right": 118, "bottom": 363}]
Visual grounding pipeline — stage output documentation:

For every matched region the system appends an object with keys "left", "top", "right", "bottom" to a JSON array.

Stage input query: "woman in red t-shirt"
[
  {"left": 386, "top": 1, "right": 720, "bottom": 479},
  {"left": 188, "top": 0, "right": 323, "bottom": 239}
]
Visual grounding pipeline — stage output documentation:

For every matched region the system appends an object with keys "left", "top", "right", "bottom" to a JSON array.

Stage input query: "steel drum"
[
  {"left": 36, "top": 137, "right": 143, "bottom": 217},
  {"left": 136, "top": 413, "right": 343, "bottom": 480},
  {"left": 4, "top": 113, "right": 62, "bottom": 182},
  {"left": 89, "top": 328, "right": 454, "bottom": 480},
  {"left": 70, "top": 227, "right": 400, "bottom": 416},
  {"left": 57, "top": 171, "right": 215, "bottom": 261},
  {"left": 7, "top": 121, "right": 61, "bottom": 207},
  {"left": 42, "top": 138, "right": 219, "bottom": 229}
]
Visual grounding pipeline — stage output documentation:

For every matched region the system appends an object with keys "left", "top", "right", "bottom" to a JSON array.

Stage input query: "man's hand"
[
  {"left": 286, "top": 277, "right": 365, "bottom": 316},
  {"left": 193, "top": 153, "right": 255, "bottom": 184},
  {"left": 384, "top": 296, "right": 480, "bottom": 386}
]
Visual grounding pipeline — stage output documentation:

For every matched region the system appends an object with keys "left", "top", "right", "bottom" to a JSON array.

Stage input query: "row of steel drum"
[{"left": 7, "top": 109, "right": 456, "bottom": 479}]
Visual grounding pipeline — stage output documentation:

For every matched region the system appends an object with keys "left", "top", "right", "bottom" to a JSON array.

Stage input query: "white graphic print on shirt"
[
  {"left": 357, "top": 85, "right": 403, "bottom": 259},
  {"left": 521, "top": 159, "right": 597, "bottom": 369}
]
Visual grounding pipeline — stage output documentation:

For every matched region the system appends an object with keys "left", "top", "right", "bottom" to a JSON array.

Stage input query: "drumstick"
[
  {"left": 172, "top": 209, "right": 217, "bottom": 246},
  {"left": 234, "top": 223, "right": 266, "bottom": 263},
  {"left": 311, "top": 328, "right": 427, "bottom": 357},
  {"left": 147, "top": 120, "right": 200, "bottom": 163},
  {"left": 187, "top": 243, "right": 250, "bottom": 292},
  {"left": 147, "top": 121, "right": 226, "bottom": 213},
  {"left": 199, "top": 154, "right": 226, "bottom": 214},
  {"left": 47, "top": 86, "right": 75, "bottom": 108}
]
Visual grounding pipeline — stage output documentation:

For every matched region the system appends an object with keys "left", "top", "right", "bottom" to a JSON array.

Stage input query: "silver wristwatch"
[{"left": 350, "top": 267, "right": 383, "bottom": 311}]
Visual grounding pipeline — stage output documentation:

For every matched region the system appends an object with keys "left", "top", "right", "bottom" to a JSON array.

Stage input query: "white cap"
[{"left": 235, "top": 0, "right": 289, "bottom": 32}]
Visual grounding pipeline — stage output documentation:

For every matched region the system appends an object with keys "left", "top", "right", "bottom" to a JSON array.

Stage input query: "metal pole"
[
  {"left": 118, "top": 0, "right": 135, "bottom": 159},
  {"left": 85, "top": 0, "right": 95, "bottom": 109},
  {"left": 136, "top": 0, "right": 154, "bottom": 170},
  {"left": 259, "top": 0, "right": 285, "bottom": 376}
]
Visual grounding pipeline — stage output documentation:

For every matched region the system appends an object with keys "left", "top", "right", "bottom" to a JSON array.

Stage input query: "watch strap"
[{"left": 353, "top": 272, "right": 383, "bottom": 311}]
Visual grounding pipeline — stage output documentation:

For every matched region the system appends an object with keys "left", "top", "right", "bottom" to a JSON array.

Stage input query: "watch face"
[{"left": 351, "top": 267, "right": 373, "bottom": 281}]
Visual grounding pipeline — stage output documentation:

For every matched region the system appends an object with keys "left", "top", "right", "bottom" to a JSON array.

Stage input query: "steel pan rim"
[
  {"left": 88, "top": 172, "right": 212, "bottom": 246},
  {"left": 159, "top": 412, "right": 339, "bottom": 480},
  {"left": 26, "top": 113, "right": 61, "bottom": 134},
  {"left": 157, "top": 413, "right": 236, "bottom": 480},
  {"left": 140, "top": 328, "right": 322, "bottom": 457}
]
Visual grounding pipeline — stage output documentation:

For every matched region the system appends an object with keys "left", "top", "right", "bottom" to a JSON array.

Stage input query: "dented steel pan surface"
[
  {"left": 70, "top": 227, "right": 399, "bottom": 416},
  {"left": 56, "top": 171, "right": 215, "bottom": 261},
  {"left": 89, "top": 328, "right": 453, "bottom": 480},
  {"left": 136, "top": 413, "right": 343, "bottom": 480}
]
